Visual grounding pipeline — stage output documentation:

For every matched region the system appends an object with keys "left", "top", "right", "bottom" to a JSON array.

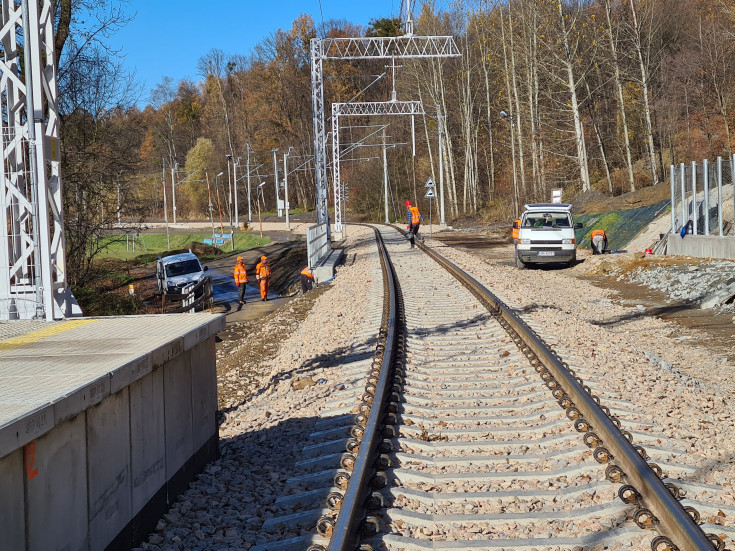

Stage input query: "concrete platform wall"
[
  {"left": 667, "top": 234, "right": 735, "bottom": 259},
  {"left": 0, "top": 335, "right": 220, "bottom": 551},
  {"left": 314, "top": 248, "right": 345, "bottom": 284}
]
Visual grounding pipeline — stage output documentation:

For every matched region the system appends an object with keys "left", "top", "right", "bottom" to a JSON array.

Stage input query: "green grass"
[{"left": 98, "top": 231, "right": 272, "bottom": 261}]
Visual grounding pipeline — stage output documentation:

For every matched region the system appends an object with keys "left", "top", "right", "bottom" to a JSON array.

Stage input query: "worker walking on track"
[
  {"left": 234, "top": 256, "right": 249, "bottom": 304},
  {"left": 405, "top": 200, "right": 424, "bottom": 249},
  {"left": 591, "top": 229, "right": 608, "bottom": 255},
  {"left": 255, "top": 255, "right": 271, "bottom": 301}
]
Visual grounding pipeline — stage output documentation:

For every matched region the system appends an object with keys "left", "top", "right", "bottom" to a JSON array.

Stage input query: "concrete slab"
[
  {"left": 27, "top": 413, "right": 88, "bottom": 551},
  {"left": 190, "top": 340, "right": 217, "bottom": 451},
  {"left": 164, "top": 353, "right": 194, "bottom": 480},
  {"left": 130, "top": 366, "right": 166, "bottom": 514},
  {"left": 0, "top": 448, "right": 25, "bottom": 550},
  {"left": 668, "top": 233, "right": 735, "bottom": 259},
  {"left": 314, "top": 247, "right": 345, "bottom": 284},
  {"left": 87, "top": 388, "right": 132, "bottom": 551}
]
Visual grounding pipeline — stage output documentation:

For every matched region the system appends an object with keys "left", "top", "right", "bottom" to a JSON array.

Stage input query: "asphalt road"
[{"left": 203, "top": 237, "right": 305, "bottom": 324}]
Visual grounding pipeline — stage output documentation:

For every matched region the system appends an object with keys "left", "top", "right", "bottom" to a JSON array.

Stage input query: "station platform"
[{"left": 0, "top": 313, "right": 224, "bottom": 551}]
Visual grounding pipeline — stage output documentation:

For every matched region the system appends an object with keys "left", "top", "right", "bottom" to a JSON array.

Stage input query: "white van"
[
  {"left": 156, "top": 251, "right": 209, "bottom": 294},
  {"left": 515, "top": 203, "right": 582, "bottom": 269}
]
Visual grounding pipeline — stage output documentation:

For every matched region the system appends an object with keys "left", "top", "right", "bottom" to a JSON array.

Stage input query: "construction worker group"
[{"left": 233, "top": 255, "right": 271, "bottom": 304}]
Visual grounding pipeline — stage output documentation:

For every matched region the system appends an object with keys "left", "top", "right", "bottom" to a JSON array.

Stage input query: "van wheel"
[{"left": 516, "top": 255, "right": 526, "bottom": 269}]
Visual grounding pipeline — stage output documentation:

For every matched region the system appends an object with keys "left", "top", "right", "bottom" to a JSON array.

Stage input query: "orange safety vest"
[
  {"left": 234, "top": 263, "right": 248, "bottom": 284},
  {"left": 409, "top": 205, "right": 421, "bottom": 225},
  {"left": 512, "top": 219, "right": 520, "bottom": 240},
  {"left": 255, "top": 261, "right": 271, "bottom": 280},
  {"left": 591, "top": 229, "right": 606, "bottom": 240},
  {"left": 301, "top": 266, "right": 313, "bottom": 278}
]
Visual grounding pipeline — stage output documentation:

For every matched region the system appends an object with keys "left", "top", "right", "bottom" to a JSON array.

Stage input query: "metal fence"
[
  {"left": 670, "top": 155, "right": 734, "bottom": 236},
  {"left": 307, "top": 222, "right": 330, "bottom": 270},
  {"left": 161, "top": 277, "right": 213, "bottom": 314}
]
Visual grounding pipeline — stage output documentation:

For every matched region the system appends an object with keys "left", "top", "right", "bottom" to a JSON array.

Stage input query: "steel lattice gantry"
[
  {"left": 1, "top": 0, "right": 73, "bottom": 320},
  {"left": 310, "top": 35, "right": 461, "bottom": 238},
  {"left": 331, "top": 101, "right": 424, "bottom": 234}
]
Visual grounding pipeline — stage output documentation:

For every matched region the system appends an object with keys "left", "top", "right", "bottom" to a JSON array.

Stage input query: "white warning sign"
[{"left": 425, "top": 188, "right": 436, "bottom": 198}]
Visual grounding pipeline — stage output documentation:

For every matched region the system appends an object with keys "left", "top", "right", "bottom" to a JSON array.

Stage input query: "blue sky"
[{"left": 107, "top": 1, "right": 403, "bottom": 108}]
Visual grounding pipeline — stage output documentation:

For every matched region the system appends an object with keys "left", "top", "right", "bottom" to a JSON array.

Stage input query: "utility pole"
[
  {"left": 383, "top": 127, "right": 390, "bottom": 224},
  {"left": 284, "top": 148, "right": 293, "bottom": 230},
  {"left": 272, "top": 148, "right": 279, "bottom": 216},
  {"left": 437, "top": 105, "right": 446, "bottom": 226},
  {"left": 206, "top": 171, "right": 215, "bottom": 244},
  {"left": 171, "top": 163, "right": 177, "bottom": 224},
  {"left": 117, "top": 171, "right": 122, "bottom": 225},
  {"left": 233, "top": 157, "right": 240, "bottom": 228},
  {"left": 283, "top": 151, "right": 289, "bottom": 230},
  {"left": 227, "top": 154, "right": 234, "bottom": 229},
  {"left": 162, "top": 158, "right": 170, "bottom": 249},
  {"left": 246, "top": 145, "right": 252, "bottom": 222}
]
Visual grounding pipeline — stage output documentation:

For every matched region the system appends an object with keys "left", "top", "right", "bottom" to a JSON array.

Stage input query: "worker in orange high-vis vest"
[
  {"left": 512, "top": 219, "right": 520, "bottom": 241},
  {"left": 255, "top": 255, "right": 272, "bottom": 301},
  {"left": 234, "top": 256, "right": 249, "bottom": 304},
  {"left": 300, "top": 266, "right": 315, "bottom": 294},
  {"left": 405, "top": 200, "right": 424, "bottom": 248},
  {"left": 590, "top": 229, "right": 608, "bottom": 255}
]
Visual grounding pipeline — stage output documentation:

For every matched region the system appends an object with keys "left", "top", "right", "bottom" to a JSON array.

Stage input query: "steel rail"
[
  {"left": 414, "top": 237, "right": 718, "bottom": 551},
  {"left": 326, "top": 227, "right": 399, "bottom": 551}
]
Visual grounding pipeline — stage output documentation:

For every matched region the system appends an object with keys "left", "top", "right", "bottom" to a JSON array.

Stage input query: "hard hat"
[
  {"left": 236, "top": 256, "right": 244, "bottom": 261},
  {"left": 261, "top": 256, "right": 267, "bottom": 260},
  {"left": 405, "top": 200, "right": 411, "bottom": 206}
]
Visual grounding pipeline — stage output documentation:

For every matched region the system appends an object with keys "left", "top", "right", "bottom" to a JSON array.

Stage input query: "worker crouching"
[
  {"left": 591, "top": 229, "right": 608, "bottom": 255},
  {"left": 300, "top": 266, "right": 315, "bottom": 294}
]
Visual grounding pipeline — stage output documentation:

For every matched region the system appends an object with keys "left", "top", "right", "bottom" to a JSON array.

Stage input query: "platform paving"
[{"left": 0, "top": 313, "right": 224, "bottom": 459}]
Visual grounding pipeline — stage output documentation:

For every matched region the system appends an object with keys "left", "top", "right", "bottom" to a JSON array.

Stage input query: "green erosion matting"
[{"left": 574, "top": 200, "right": 670, "bottom": 250}]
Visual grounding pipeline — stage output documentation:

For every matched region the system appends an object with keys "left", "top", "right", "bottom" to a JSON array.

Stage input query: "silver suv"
[{"left": 156, "top": 251, "right": 209, "bottom": 295}]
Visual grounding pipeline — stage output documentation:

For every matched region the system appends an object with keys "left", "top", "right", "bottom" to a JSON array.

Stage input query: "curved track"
[{"left": 255, "top": 225, "right": 733, "bottom": 551}]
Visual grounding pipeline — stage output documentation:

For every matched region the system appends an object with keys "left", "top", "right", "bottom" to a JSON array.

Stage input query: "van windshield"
[
  {"left": 523, "top": 212, "right": 571, "bottom": 228},
  {"left": 165, "top": 259, "right": 202, "bottom": 277}
]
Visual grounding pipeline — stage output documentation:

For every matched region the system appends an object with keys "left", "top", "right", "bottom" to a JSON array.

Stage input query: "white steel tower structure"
[
  {"left": 0, "top": 0, "right": 74, "bottom": 320},
  {"left": 310, "top": 5, "right": 460, "bottom": 239},
  {"left": 331, "top": 100, "right": 424, "bottom": 235}
]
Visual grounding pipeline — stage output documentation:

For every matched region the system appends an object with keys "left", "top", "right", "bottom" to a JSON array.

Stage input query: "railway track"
[{"left": 254, "top": 225, "right": 733, "bottom": 551}]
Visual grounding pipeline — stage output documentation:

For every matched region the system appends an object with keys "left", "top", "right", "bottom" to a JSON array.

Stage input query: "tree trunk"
[
  {"left": 500, "top": 10, "right": 520, "bottom": 215},
  {"left": 605, "top": 0, "right": 636, "bottom": 192},
  {"left": 508, "top": 7, "right": 528, "bottom": 198},
  {"left": 476, "top": 16, "right": 496, "bottom": 200},
  {"left": 629, "top": 0, "right": 660, "bottom": 186},
  {"left": 558, "top": 2, "right": 591, "bottom": 192}
]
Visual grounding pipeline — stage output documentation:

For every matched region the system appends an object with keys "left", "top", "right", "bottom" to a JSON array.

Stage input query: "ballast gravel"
[
  {"left": 138, "top": 227, "right": 735, "bottom": 550},
  {"left": 137, "top": 227, "right": 382, "bottom": 551},
  {"left": 428, "top": 239, "right": 735, "bottom": 513}
]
